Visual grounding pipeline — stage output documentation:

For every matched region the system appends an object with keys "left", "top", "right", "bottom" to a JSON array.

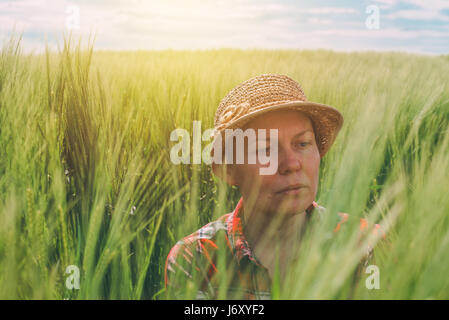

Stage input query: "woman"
[{"left": 165, "top": 74, "right": 384, "bottom": 299}]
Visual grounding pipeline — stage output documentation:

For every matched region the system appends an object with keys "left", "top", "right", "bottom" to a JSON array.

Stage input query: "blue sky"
[{"left": 1, "top": 0, "right": 448, "bottom": 54}]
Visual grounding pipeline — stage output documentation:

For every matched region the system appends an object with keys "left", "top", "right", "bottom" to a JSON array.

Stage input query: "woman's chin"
[{"left": 276, "top": 198, "right": 308, "bottom": 215}]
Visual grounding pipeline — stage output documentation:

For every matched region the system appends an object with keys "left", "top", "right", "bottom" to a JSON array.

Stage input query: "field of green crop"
[{"left": 1, "top": 34, "right": 448, "bottom": 299}]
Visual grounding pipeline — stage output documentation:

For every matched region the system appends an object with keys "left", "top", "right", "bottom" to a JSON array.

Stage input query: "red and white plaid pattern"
[{"left": 164, "top": 197, "right": 385, "bottom": 299}]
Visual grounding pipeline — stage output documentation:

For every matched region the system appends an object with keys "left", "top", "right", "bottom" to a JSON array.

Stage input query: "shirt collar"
[{"left": 226, "top": 196, "right": 319, "bottom": 268}]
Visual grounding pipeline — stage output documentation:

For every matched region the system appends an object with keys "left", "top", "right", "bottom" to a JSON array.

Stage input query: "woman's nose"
[{"left": 278, "top": 147, "right": 301, "bottom": 175}]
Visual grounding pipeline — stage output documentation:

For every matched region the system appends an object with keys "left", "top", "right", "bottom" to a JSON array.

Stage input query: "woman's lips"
[{"left": 276, "top": 184, "right": 307, "bottom": 195}]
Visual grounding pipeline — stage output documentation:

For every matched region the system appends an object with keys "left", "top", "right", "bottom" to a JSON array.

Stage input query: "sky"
[{"left": 1, "top": 0, "right": 448, "bottom": 54}]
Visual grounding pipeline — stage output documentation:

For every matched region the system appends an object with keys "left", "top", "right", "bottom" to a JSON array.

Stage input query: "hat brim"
[{"left": 210, "top": 100, "right": 344, "bottom": 179}]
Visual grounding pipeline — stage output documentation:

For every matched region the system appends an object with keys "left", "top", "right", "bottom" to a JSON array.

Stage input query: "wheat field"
[{"left": 0, "top": 34, "right": 448, "bottom": 299}]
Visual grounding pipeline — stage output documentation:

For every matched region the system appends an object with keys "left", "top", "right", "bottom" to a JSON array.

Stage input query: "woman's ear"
[
  {"left": 212, "top": 163, "right": 239, "bottom": 186},
  {"left": 218, "top": 163, "right": 239, "bottom": 186},
  {"left": 225, "top": 164, "right": 239, "bottom": 186}
]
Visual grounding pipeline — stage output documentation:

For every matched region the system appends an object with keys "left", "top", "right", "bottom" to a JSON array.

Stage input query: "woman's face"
[{"left": 228, "top": 110, "right": 321, "bottom": 218}]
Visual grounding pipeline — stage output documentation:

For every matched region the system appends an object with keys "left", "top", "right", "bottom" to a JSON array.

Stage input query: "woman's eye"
[{"left": 297, "top": 142, "right": 311, "bottom": 148}]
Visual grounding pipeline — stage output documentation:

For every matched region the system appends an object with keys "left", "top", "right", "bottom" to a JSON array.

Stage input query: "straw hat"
[{"left": 211, "top": 74, "right": 343, "bottom": 177}]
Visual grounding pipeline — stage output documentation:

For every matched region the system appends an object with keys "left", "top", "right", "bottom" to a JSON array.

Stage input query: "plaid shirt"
[{"left": 164, "top": 197, "right": 385, "bottom": 299}]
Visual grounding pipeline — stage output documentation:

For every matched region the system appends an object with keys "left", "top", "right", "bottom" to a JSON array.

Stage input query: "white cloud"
[
  {"left": 301, "top": 7, "right": 359, "bottom": 15},
  {"left": 307, "top": 18, "right": 333, "bottom": 25},
  {"left": 373, "top": 0, "right": 449, "bottom": 10},
  {"left": 372, "top": 0, "right": 449, "bottom": 23},
  {"left": 1, "top": 0, "right": 448, "bottom": 54},
  {"left": 405, "top": 0, "right": 449, "bottom": 10},
  {"left": 386, "top": 9, "right": 449, "bottom": 21},
  {"left": 314, "top": 27, "right": 449, "bottom": 39},
  {"left": 372, "top": 0, "right": 399, "bottom": 9}
]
